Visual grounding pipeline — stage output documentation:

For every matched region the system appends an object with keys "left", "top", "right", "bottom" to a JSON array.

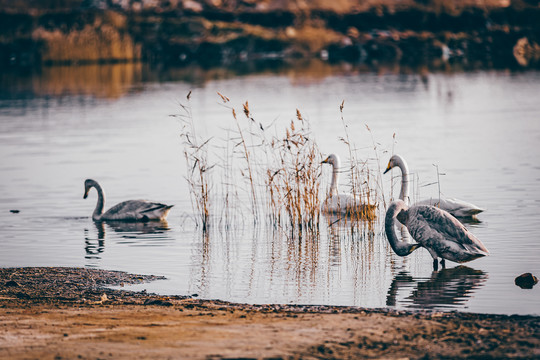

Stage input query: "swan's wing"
[
  {"left": 410, "top": 205, "right": 489, "bottom": 254},
  {"left": 440, "top": 198, "right": 484, "bottom": 216},
  {"left": 103, "top": 200, "right": 172, "bottom": 221},
  {"left": 416, "top": 197, "right": 484, "bottom": 217}
]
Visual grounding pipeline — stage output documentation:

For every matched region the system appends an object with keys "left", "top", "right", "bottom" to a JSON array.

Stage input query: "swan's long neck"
[
  {"left": 384, "top": 201, "right": 418, "bottom": 256},
  {"left": 91, "top": 183, "right": 105, "bottom": 221},
  {"left": 329, "top": 159, "right": 340, "bottom": 196},
  {"left": 395, "top": 156, "right": 410, "bottom": 205}
]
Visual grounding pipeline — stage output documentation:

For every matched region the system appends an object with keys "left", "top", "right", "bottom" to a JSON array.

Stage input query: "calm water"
[{"left": 1, "top": 64, "right": 539, "bottom": 315}]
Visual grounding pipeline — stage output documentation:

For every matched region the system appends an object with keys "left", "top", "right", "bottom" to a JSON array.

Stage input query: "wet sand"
[{"left": 1, "top": 267, "right": 539, "bottom": 359}]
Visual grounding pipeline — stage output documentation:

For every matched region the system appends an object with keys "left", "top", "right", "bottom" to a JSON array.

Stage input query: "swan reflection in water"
[
  {"left": 386, "top": 266, "right": 488, "bottom": 310},
  {"left": 84, "top": 220, "right": 171, "bottom": 259}
]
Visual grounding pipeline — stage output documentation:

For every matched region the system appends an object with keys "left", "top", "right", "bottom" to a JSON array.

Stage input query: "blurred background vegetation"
[{"left": 0, "top": 0, "right": 539, "bottom": 70}]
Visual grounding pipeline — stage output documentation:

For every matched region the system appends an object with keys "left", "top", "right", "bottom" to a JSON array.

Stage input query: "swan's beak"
[
  {"left": 83, "top": 189, "right": 89, "bottom": 199},
  {"left": 321, "top": 157, "right": 329, "bottom": 164},
  {"left": 409, "top": 244, "right": 421, "bottom": 254},
  {"left": 383, "top": 162, "right": 392, "bottom": 174}
]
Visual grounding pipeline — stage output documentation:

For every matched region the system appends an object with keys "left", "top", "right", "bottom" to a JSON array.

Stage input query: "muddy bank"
[
  {"left": 1, "top": 1, "right": 540, "bottom": 70},
  {"left": 1, "top": 267, "right": 539, "bottom": 359}
]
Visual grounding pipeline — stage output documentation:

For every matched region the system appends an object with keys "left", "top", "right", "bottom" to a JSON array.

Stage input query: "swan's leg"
[
  {"left": 426, "top": 248, "right": 439, "bottom": 271},
  {"left": 440, "top": 258, "right": 446, "bottom": 268}
]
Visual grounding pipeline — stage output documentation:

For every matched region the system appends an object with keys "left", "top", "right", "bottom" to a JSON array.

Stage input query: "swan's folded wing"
[
  {"left": 103, "top": 200, "right": 171, "bottom": 220},
  {"left": 416, "top": 197, "right": 484, "bottom": 217},
  {"left": 439, "top": 198, "right": 485, "bottom": 216},
  {"left": 414, "top": 205, "right": 489, "bottom": 254}
]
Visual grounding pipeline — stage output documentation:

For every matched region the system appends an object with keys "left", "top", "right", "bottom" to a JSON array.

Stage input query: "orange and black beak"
[{"left": 383, "top": 161, "right": 392, "bottom": 174}]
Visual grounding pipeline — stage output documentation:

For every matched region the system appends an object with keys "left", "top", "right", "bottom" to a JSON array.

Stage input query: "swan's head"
[
  {"left": 387, "top": 199, "right": 412, "bottom": 226},
  {"left": 387, "top": 199, "right": 408, "bottom": 216},
  {"left": 83, "top": 179, "right": 97, "bottom": 199},
  {"left": 385, "top": 200, "right": 421, "bottom": 255},
  {"left": 321, "top": 154, "right": 340, "bottom": 168},
  {"left": 383, "top": 154, "right": 405, "bottom": 174}
]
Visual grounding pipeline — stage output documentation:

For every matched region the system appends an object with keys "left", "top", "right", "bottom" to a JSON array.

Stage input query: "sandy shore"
[{"left": 1, "top": 267, "right": 539, "bottom": 359}]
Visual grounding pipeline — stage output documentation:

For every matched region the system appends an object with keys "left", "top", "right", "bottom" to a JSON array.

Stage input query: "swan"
[
  {"left": 83, "top": 179, "right": 173, "bottom": 222},
  {"left": 384, "top": 154, "right": 484, "bottom": 218},
  {"left": 385, "top": 200, "right": 489, "bottom": 270},
  {"left": 321, "top": 154, "right": 376, "bottom": 218}
]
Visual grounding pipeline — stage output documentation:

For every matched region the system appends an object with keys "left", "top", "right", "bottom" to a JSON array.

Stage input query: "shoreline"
[{"left": 1, "top": 266, "right": 539, "bottom": 359}]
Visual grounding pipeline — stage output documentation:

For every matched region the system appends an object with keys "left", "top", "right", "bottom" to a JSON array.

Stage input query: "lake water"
[{"left": 1, "top": 63, "right": 539, "bottom": 315}]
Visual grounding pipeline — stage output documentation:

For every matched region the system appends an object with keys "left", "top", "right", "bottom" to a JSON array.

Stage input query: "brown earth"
[{"left": 1, "top": 267, "right": 539, "bottom": 360}]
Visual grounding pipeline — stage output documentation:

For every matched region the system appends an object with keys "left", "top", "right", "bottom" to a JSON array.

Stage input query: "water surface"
[{"left": 1, "top": 64, "right": 539, "bottom": 315}]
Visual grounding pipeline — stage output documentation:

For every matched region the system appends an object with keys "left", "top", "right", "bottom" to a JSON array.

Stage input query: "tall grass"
[
  {"left": 176, "top": 91, "right": 212, "bottom": 231},
  {"left": 328, "top": 100, "right": 378, "bottom": 226},
  {"left": 34, "top": 24, "right": 140, "bottom": 64},
  {"left": 232, "top": 100, "right": 260, "bottom": 221},
  {"left": 265, "top": 109, "right": 322, "bottom": 230},
  {"left": 177, "top": 92, "right": 382, "bottom": 233}
]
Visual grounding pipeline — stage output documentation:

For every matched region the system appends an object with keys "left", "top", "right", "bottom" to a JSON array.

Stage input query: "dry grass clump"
[
  {"left": 33, "top": 23, "right": 140, "bottom": 64},
  {"left": 177, "top": 92, "right": 381, "bottom": 233},
  {"left": 265, "top": 109, "right": 322, "bottom": 230}
]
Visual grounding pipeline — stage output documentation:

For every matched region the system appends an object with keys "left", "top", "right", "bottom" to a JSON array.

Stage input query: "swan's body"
[
  {"left": 321, "top": 154, "right": 376, "bottom": 218},
  {"left": 385, "top": 200, "right": 489, "bottom": 269},
  {"left": 83, "top": 179, "right": 173, "bottom": 222},
  {"left": 384, "top": 154, "right": 484, "bottom": 218},
  {"left": 415, "top": 197, "right": 484, "bottom": 218}
]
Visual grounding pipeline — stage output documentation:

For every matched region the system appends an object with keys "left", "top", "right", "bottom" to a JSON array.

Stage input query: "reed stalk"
[
  {"left": 176, "top": 91, "right": 212, "bottom": 231},
  {"left": 332, "top": 101, "right": 377, "bottom": 226}
]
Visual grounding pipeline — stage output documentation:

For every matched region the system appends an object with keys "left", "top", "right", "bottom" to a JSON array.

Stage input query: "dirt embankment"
[
  {"left": 1, "top": 1, "right": 540, "bottom": 70},
  {"left": 1, "top": 267, "right": 539, "bottom": 359}
]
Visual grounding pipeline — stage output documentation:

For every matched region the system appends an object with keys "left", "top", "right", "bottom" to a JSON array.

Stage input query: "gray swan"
[
  {"left": 384, "top": 154, "right": 484, "bottom": 218},
  {"left": 83, "top": 179, "right": 173, "bottom": 222},
  {"left": 385, "top": 199, "right": 489, "bottom": 270},
  {"left": 321, "top": 154, "right": 376, "bottom": 219}
]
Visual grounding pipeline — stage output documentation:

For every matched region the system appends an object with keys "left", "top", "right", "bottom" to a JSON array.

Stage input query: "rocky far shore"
[
  {"left": 1, "top": 0, "right": 539, "bottom": 71},
  {"left": 1, "top": 267, "right": 539, "bottom": 359}
]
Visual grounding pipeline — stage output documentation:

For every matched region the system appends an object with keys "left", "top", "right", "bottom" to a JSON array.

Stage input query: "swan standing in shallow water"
[
  {"left": 321, "top": 154, "right": 376, "bottom": 218},
  {"left": 83, "top": 179, "right": 173, "bottom": 222},
  {"left": 384, "top": 154, "right": 484, "bottom": 218},
  {"left": 385, "top": 200, "right": 489, "bottom": 270}
]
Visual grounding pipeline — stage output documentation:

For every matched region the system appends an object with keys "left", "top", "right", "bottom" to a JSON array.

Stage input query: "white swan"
[
  {"left": 321, "top": 154, "right": 376, "bottom": 218},
  {"left": 83, "top": 179, "right": 173, "bottom": 222},
  {"left": 385, "top": 200, "right": 489, "bottom": 270},
  {"left": 384, "top": 154, "right": 484, "bottom": 218}
]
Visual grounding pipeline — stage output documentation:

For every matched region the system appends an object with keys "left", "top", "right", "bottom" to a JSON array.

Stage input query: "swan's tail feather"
[
  {"left": 140, "top": 204, "right": 173, "bottom": 221},
  {"left": 458, "top": 207, "right": 485, "bottom": 217}
]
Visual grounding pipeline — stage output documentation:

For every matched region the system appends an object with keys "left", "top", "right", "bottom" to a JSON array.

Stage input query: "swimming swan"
[
  {"left": 384, "top": 154, "right": 484, "bottom": 218},
  {"left": 321, "top": 154, "right": 376, "bottom": 218},
  {"left": 83, "top": 179, "right": 173, "bottom": 222},
  {"left": 385, "top": 199, "right": 489, "bottom": 270}
]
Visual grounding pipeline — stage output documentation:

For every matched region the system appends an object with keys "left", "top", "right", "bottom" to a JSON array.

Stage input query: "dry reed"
[
  {"left": 34, "top": 24, "right": 140, "bottom": 64},
  {"left": 264, "top": 109, "right": 322, "bottom": 230},
  {"left": 176, "top": 91, "right": 212, "bottom": 231},
  {"left": 326, "top": 100, "right": 378, "bottom": 227},
  {"left": 177, "top": 93, "right": 382, "bottom": 234}
]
